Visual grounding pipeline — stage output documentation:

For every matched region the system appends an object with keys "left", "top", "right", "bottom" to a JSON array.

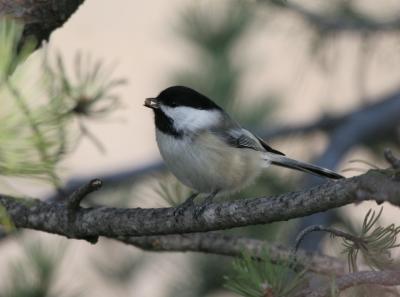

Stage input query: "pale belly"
[{"left": 156, "top": 131, "right": 263, "bottom": 194}]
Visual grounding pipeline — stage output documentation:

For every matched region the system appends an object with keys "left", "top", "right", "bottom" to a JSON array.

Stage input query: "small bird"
[{"left": 145, "top": 86, "right": 343, "bottom": 212}]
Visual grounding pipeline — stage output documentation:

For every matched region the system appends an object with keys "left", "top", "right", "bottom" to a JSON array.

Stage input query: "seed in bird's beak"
[{"left": 144, "top": 98, "right": 160, "bottom": 109}]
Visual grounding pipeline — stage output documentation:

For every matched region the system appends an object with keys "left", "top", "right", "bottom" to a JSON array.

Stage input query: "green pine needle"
[
  {"left": 342, "top": 207, "right": 400, "bottom": 272},
  {"left": 224, "top": 249, "right": 307, "bottom": 297},
  {"left": 0, "top": 19, "right": 124, "bottom": 185}
]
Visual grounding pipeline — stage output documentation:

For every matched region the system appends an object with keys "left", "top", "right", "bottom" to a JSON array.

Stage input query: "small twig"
[
  {"left": 295, "top": 225, "right": 365, "bottom": 252},
  {"left": 66, "top": 179, "right": 102, "bottom": 244},
  {"left": 67, "top": 179, "right": 103, "bottom": 211},
  {"left": 384, "top": 148, "right": 400, "bottom": 169}
]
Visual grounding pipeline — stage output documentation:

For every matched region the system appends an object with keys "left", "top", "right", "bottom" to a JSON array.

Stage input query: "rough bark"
[
  {"left": 122, "top": 232, "right": 347, "bottom": 276},
  {"left": 0, "top": 0, "right": 85, "bottom": 46},
  {"left": 1, "top": 169, "right": 399, "bottom": 239}
]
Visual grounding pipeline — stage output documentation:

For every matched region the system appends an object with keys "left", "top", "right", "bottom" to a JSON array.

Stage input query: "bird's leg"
[
  {"left": 203, "top": 191, "right": 218, "bottom": 205},
  {"left": 194, "top": 190, "right": 218, "bottom": 219},
  {"left": 173, "top": 192, "right": 198, "bottom": 216}
]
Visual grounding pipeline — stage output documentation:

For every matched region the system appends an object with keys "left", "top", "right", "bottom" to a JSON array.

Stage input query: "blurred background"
[{"left": 1, "top": 0, "right": 400, "bottom": 296}]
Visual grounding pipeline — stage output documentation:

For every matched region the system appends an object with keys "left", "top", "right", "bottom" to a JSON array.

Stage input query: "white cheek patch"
[{"left": 161, "top": 105, "right": 221, "bottom": 132}]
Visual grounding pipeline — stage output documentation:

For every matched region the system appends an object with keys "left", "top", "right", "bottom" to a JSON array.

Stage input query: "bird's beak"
[{"left": 144, "top": 97, "right": 160, "bottom": 109}]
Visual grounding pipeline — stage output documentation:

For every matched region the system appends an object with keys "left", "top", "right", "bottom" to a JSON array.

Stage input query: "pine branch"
[
  {"left": 261, "top": 89, "right": 400, "bottom": 146},
  {"left": 266, "top": 0, "right": 400, "bottom": 33},
  {"left": 296, "top": 270, "right": 400, "bottom": 297},
  {"left": 6, "top": 80, "right": 61, "bottom": 188},
  {"left": 0, "top": 168, "right": 399, "bottom": 239},
  {"left": 120, "top": 232, "right": 346, "bottom": 276},
  {"left": 0, "top": 0, "right": 85, "bottom": 47}
]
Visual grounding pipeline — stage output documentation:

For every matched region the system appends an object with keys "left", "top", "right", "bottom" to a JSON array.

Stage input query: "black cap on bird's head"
[
  {"left": 144, "top": 86, "right": 224, "bottom": 137},
  {"left": 144, "top": 86, "right": 222, "bottom": 110}
]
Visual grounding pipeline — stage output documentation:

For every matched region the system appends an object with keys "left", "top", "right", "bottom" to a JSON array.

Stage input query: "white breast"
[{"left": 155, "top": 129, "right": 263, "bottom": 195}]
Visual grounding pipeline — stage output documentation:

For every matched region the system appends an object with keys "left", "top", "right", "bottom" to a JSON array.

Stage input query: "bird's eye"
[{"left": 169, "top": 102, "right": 177, "bottom": 107}]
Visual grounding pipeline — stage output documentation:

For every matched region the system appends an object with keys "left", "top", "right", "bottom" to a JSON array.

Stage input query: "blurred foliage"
[
  {"left": 262, "top": 0, "right": 400, "bottom": 112},
  {"left": 173, "top": 2, "right": 251, "bottom": 109},
  {"left": 0, "top": 241, "right": 77, "bottom": 297},
  {"left": 0, "top": 19, "right": 36, "bottom": 81},
  {"left": 172, "top": 1, "right": 278, "bottom": 127},
  {"left": 167, "top": 254, "right": 233, "bottom": 297},
  {"left": 334, "top": 207, "right": 400, "bottom": 297},
  {"left": 225, "top": 249, "right": 307, "bottom": 297},
  {"left": 92, "top": 240, "right": 147, "bottom": 285},
  {"left": 46, "top": 53, "right": 125, "bottom": 119},
  {"left": 0, "top": 19, "right": 124, "bottom": 187},
  {"left": 0, "top": 19, "right": 62, "bottom": 184},
  {"left": 44, "top": 52, "right": 125, "bottom": 153}
]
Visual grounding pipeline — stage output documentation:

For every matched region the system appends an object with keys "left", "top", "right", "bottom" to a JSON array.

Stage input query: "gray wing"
[
  {"left": 212, "top": 113, "right": 285, "bottom": 155},
  {"left": 225, "top": 128, "right": 265, "bottom": 151},
  {"left": 215, "top": 126, "right": 285, "bottom": 155}
]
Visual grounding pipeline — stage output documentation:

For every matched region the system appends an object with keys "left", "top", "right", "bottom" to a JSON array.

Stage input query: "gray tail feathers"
[{"left": 268, "top": 155, "right": 344, "bottom": 180}]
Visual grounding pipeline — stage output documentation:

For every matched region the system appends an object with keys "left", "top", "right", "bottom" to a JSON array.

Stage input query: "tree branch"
[
  {"left": 309, "top": 90, "right": 400, "bottom": 174},
  {"left": 1, "top": 169, "right": 399, "bottom": 239},
  {"left": 259, "top": 114, "right": 344, "bottom": 140},
  {"left": 296, "top": 270, "right": 400, "bottom": 297},
  {"left": 120, "top": 232, "right": 347, "bottom": 276},
  {"left": 262, "top": 89, "right": 400, "bottom": 145},
  {"left": 0, "top": 0, "right": 85, "bottom": 47},
  {"left": 290, "top": 90, "right": 400, "bottom": 250},
  {"left": 267, "top": 1, "right": 400, "bottom": 33}
]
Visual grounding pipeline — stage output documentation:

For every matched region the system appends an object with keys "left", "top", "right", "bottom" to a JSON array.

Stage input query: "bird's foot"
[
  {"left": 193, "top": 191, "right": 217, "bottom": 219},
  {"left": 193, "top": 201, "right": 211, "bottom": 219},
  {"left": 173, "top": 193, "right": 198, "bottom": 217}
]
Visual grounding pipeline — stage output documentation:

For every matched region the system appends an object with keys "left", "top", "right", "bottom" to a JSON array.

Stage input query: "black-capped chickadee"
[{"left": 145, "top": 86, "right": 343, "bottom": 210}]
